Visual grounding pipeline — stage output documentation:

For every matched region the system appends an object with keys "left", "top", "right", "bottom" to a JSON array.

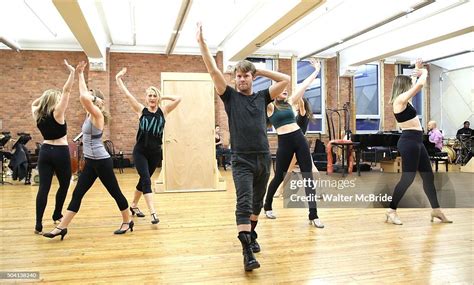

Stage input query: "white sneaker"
[
  {"left": 309, "top": 219, "right": 324, "bottom": 228},
  {"left": 385, "top": 209, "right": 403, "bottom": 225},
  {"left": 265, "top": 210, "right": 276, "bottom": 219}
]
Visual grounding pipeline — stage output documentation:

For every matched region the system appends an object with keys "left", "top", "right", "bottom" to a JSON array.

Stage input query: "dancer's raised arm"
[
  {"left": 196, "top": 22, "right": 227, "bottom": 95},
  {"left": 115, "top": 67, "right": 144, "bottom": 115}
]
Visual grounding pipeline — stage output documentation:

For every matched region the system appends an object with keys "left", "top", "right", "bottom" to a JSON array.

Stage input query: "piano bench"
[{"left": 430, "top": 152, "right": 449, "bottom": 172}]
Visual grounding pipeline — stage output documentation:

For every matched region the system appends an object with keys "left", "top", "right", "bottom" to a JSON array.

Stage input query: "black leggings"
[
  {"left": 67, "top": 157, "right": 128, "bottom": 212},
  {"left": 36, "top": 144, "right": 71, "bottom": 227},
  {"left": 390, "top": 130, "right": 440, "bottom": 209},
  {"left": 133, "top": 145, "right": 161, "bottom": 194},
  {"left": 264, "top": 130, "right": 318, "bottom": 220}
]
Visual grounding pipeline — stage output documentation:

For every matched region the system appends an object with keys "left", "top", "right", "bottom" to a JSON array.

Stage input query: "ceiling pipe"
[{"left": 0, "top": 36, "right": 21, "bottom": 52}]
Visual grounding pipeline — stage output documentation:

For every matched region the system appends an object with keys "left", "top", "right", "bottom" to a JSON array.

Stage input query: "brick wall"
[
  {"left": 0, "top": 50, "right": 88, "bottom": 150},
  {"left": 383, "top": 63, "right": 397, "bottom": 131},
  {"left": 0, "top": 49, "right": 429, "bottom": 157},
  {"left": 0, "top": 50, "right": 220, "bottom": 158}
]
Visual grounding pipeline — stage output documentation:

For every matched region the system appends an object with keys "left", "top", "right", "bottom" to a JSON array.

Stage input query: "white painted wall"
[{"left": 430, "top": 65, "right": 474, "bottom": 138}]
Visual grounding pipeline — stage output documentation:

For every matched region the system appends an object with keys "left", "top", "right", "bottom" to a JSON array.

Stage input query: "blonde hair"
[
  {"left": 390, "top": 75, "right": 412, "bottom": 104},
  {"left": 146, "top": 86, "right": 162, "bottom": 104},
  {"left": 34, "top": 89, "right": 61, "bottom": 124},
  {"left": 90, "top": 89, "right": 111, "bottom": 124}
]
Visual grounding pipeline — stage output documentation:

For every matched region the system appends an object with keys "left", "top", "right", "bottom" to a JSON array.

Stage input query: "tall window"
[
  {"left": 355, "top": 64, "right": 380, "bottom": 132},
  {"left": 399, "top": 64, "right": 424, "bottom": 127},
  {"left": 297, "top": 60, "right": 324, "bottom": 133},
  {"left": 247, "top": 57, "right": 274, "bottom": 93}
]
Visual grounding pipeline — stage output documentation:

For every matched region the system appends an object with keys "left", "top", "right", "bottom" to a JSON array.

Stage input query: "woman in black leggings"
[
  {"left": 387, "top": 59, "right": 451, "bottom": 225},
  {"left": 31, "top": 60, "right": 75, "bottom": 234},
  {"left": 44, "top": 61, "right": 132, "bottom": 240},
  {"left": 116, "top": 67, "right": 181, "bottom": 224},
  {"left": 271, "top": 97, "right": 320, "bottom": 201},
  {"left": 264, "top": 59, "right": 324, "bottom": 228}
]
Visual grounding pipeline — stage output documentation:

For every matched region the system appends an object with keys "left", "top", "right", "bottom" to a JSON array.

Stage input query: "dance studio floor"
[{"left": 0, "top": 168, "right": 472, "bottom": 283}]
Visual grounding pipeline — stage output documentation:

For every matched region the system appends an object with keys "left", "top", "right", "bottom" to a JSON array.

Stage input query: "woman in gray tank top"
[{"left": 44, "top": 61, "right": 133, "bottom": 240}]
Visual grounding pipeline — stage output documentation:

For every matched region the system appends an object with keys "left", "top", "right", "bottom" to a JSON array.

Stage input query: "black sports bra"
[
  {"left": 394, "top": 103, "right": 417, "bottom": 123},
  {"left": 37, "top": 111, "right": 67, "bottom": 140}
]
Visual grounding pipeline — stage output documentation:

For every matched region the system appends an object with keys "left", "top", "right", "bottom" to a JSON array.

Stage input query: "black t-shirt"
[
  {"left": 220, "top": 85, "right": 272, "bottom": 154},
  {"left": 456, "top": 127, "right": 473, "bottom": 138}
]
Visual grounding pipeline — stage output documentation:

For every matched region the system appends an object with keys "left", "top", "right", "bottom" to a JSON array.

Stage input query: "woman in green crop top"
[{"left": 264, "top": 59, "right": 324, "bottom": 228}]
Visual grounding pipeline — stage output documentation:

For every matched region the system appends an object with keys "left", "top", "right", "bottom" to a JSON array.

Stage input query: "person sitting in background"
[
  {"left": 456, "top": 121, "right": 473, "bottom": 139},
  {"left": 427, "top": 120, "right": 443, "bottom": 152},
  {"left": 215, "top": 125, "right": 231, "bottom": 167}
]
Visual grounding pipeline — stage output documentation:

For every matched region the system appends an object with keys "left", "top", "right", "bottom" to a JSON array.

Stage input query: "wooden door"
[{"left": 157, "top": 72, "right": 222, "bottom": 192}]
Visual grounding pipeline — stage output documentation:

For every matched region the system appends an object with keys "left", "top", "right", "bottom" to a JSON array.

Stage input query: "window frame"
[
  {"left": 355, "top": 63, "right": 382, "bottom": 134},
  {"left": 297, "top": 59, "right": 325, "bottom": 134}
]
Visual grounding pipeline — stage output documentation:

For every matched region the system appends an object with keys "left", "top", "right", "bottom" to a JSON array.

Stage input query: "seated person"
[
  {"left": 215, "top": 125, "right": 231, "bottom": 166},
  {"left": 427, "top": 120, "right": 443, "bottom": 152},
  {"left": 456, "top": 121, "right": 473, "bottom": 140}
]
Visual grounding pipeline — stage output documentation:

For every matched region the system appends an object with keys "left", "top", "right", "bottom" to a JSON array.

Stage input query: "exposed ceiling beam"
[
  {"left": 301, "top": 0, "right": 435, "bottom": 59},
  {"left": 52, "top": 0, "right": 105, "bottom": 59},
  {"left": 166, "top": 0, "right": 192, "bottom": 55},
  {"left": 338, "top": 0, "right": 474, "bottom": 76},
  {"left": 225, "top": 0, "right": 325, "bottom": 62}
]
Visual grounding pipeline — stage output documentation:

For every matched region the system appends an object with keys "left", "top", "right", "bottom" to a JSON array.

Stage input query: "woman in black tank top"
[
  {"left": 31, "top": 60, "right": 75, "bottom": 235},
  {"left": 116, "top": 67, "right": 182, "bottom": 225},
  {"left": 386, "top": 59, "right": 451, "bottom": 225}
]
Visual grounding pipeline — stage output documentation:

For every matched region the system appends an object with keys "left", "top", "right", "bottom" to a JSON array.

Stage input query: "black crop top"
[
  {"left": 296, "top": 114, "right": 309, "bottom": 134},
  {"left": 394, "top": 103, "right": 417, "bottom": 123},
  {"left": 37, "top": 111, "right": 67, "bottom": 140}
]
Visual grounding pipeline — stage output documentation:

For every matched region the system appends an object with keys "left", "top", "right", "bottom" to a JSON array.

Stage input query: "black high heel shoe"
[
  {"left": 130, "top": 207, "right": 145, "bottom": 218},
  {"left": 151, "top": 213, "right": 159, "bottom": 225},
  {"left": 43, "top": 227, "right": 68, "bottom": 240},
  {"left": 114, "top": 220, "right": 134, "bottom": 234}
]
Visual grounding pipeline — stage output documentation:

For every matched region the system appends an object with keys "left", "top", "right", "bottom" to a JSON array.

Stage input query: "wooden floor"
[{"left": 0, "top": 168, "right": 472, "bottom": 284}]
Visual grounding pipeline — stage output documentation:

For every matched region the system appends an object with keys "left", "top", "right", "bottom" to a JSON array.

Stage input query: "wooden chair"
[
  {"left": 325, "top": 105, "right": 354, "bottom": 177},
  {"left": 103, "top": 140, "right": 124, "bottom": 174}
]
